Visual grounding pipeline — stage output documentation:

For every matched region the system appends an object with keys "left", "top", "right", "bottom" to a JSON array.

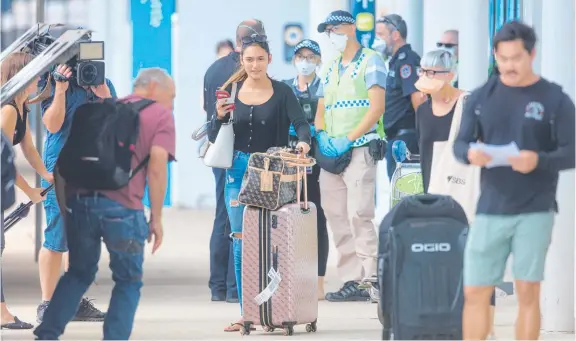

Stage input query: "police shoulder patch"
[{"left": 400, "top": 64, "right": 412, "bottom": 79}]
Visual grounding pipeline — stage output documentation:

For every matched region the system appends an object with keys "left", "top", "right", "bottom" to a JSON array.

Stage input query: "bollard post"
[{"left": 34, "top": 0, "right": 45, "bottom": 263}]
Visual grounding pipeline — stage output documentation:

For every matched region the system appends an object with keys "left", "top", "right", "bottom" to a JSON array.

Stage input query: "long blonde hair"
[
  {"left": 221, "top": 67, "right": 247, "bottom": 91},
  {"left": 0, "top": 52, "right": 33, "bottom": 87},
  {"left": 221, "top": 39, "right": 270, "bottom": 90}
]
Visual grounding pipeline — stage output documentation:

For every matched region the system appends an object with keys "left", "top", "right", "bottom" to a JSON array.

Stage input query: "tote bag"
[
  {"left": 202, "top": 82, "right": 238, "bottom": 169},
  {"left": 427, "top": 92, "right": 480, "bottom": 222}
]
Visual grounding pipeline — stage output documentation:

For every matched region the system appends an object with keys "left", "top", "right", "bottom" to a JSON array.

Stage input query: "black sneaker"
[
  {"left": 36, "top": 301, "right": 50, "bottom": 324},
  {"left": 325, "top": 281, "right": 371, "bottom": 302},
  {"left": 71, "top": 298, "right": 106, "bottom": 322}
]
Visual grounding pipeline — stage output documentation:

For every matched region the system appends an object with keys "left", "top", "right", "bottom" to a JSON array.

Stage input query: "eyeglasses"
[
  {"left": 325, "top": 24, "right": 350, "bottom": 35},
  {"left": 295, "top": 54, "right": 319, "bottom": 62},
  {"left": 241, "top": 34, "right": 268, "bottom": 47},
  {"left": 436, "top": 42, "right": 458, "bottom": 48},
  {"left": 417, "top": 68, "right": 451, "bottom": 77}
]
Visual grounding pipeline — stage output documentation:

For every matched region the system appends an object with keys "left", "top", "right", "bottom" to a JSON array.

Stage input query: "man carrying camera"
[{"left": 36, "top": 63, "right": 116, "bottom": 323}]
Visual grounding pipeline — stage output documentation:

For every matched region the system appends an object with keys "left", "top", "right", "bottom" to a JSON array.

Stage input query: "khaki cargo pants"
[{"left": 320, "top": 147, "right": 378, "bottom": 282}]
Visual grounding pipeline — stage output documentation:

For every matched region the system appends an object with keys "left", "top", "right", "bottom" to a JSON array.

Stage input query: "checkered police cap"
[
  {"left": 294, "top": 39, "right": 321, "bottom": 56},
  {"left": 317, "top": 10, "right": 355, "bottom": 33}
]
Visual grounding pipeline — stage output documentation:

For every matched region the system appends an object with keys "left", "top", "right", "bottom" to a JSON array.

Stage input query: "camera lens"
[{"left": 79, "top": 63, "right": 97, "bottom": 84}]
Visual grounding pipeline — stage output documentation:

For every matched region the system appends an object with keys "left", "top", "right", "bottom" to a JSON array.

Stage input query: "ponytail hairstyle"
[{"left": 221, "top": 34, "right": 270, "bottom": 90}]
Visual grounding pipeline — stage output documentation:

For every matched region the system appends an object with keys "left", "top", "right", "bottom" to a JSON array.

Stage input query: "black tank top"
[{"left": 2, "top": 102, "right": 28, "bottom": 146}]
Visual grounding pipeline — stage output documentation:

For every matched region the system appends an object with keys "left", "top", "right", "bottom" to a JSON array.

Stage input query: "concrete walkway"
[{"left": 1, "top": 166, "right": 573, "bottom": 340}]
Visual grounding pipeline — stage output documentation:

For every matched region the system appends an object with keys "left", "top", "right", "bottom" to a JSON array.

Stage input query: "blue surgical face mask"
[{"left": 295, "top": 60, "right": 317, "bottom": 76}]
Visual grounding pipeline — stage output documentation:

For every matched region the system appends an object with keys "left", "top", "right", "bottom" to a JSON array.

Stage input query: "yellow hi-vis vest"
[{"left": 323, "top": 48, "right": 384, "bottom": 145}]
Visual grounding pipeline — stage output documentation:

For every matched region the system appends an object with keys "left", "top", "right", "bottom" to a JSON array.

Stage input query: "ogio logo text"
[{"left": 411, "top": 243, "right": 451, "bottom": 253}]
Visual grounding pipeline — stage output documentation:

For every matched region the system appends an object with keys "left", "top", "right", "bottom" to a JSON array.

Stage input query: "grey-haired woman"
[{"left": 414, "top": 49, "right": 497, "bottom": 339}]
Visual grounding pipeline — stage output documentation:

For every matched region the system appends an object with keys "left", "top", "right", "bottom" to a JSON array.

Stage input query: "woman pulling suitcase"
[
  {"left": 283, "top": 39, "right": 329, "bottom": 301},
  {"left": 209, "top": 34, "right": 311, "bottom": 333}
]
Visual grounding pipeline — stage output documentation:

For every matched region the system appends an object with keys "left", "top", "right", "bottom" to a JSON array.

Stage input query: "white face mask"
[
  {"left": 329, "top": 33, "right": 348, "bottom": 52},
  {"left": 295, "top": 60, "right": 317, "bottom": 76},
  {"left": 439, "top": 46, "right": 456, "bottom": 57},
  {"left": 371, "top": 38, "right": 386, "bottom": 54}
]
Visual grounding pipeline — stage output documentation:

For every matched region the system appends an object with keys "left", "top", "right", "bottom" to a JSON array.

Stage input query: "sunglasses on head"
[
  {"left": 436, "top": 42, "right": 458, "bottom": 48},
  {"left": 377, "top": 18, "right": 400, "bottom": 32},
  {"left": 242, "top": 34, "right": 268, "bottom": 46}
]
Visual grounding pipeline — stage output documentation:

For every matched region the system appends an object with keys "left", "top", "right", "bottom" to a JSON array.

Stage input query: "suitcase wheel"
[
  {"left": 305, "top": 321, "right": 317, "bottom": 333},
  {"left": 263, "top": 326, "right": 275, "bottom": 332},
  {"left": 283, "top": 326, "right": 294, "bottom": 336},
  {"left": 240, "top": 322, "right": 253, "bottom": 336}
]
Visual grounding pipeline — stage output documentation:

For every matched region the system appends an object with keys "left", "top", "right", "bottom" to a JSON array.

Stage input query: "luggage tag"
[
  {"left": 306, "top": 166, "right": 313, "bottom": 175},
  {"left": 260, "top": 158, "right": 274, "bottom": 192}
]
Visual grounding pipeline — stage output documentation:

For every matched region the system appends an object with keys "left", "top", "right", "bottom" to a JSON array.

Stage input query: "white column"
[
  {"left": 392, "top": 0, "right": 423, "bottom": 56},
  {"left": 88, "top": 0, "right": 132, "bottom": 96},
  {"left": 458, "top": 0, "right": 489, "bottom": 91},
  {"left": 540, "top": 0, "right": 576, "bottom": 333},
  {"left": 521, "top": 0, "right": 542, "bottom": 74},
  {"left": 309, "top": 0, "right": 348, "bottom": 65}
]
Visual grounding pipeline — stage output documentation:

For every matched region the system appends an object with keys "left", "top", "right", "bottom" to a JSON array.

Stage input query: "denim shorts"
[{"left": 42, "top": 178, "right": 67, "bottom": 252}]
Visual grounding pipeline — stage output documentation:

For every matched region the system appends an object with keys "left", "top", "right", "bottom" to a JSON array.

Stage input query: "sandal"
[
  {"left": 223, "top": 322, "right": 256, "bottom": 332},
  {"left": 1, "top": 316, "right": 34, "bottom": 329}
]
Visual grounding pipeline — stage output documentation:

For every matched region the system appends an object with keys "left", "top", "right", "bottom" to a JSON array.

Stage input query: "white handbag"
[
  {"left": 427, "top": 92, "right": 481, "bottom": 222},
  {"left": 202, "top": 82, "right": 238, "bottom": 169}
]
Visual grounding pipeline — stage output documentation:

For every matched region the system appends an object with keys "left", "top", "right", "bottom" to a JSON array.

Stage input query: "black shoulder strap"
[
  {"left": 547, "top": 82, "right": 565, "bottom": 146},
  {"left": 129, "top": 99, "right": 155, "bottom": 112},
  {"left": 129, "top": 155, "right": 150, "bottom": 180},
  {"left": 473, "top": 75, "right": 499, "bottom": 141}
]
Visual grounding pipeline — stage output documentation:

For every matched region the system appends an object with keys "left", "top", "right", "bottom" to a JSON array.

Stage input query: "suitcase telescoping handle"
[
  {"left": 277, "top": 146, "right": 315, "bottom": 212},
  {"left": 291, "top": 149, "right": 315, "bottom": 212}
]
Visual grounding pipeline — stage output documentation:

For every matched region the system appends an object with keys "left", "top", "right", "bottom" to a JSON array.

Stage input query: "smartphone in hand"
[{"left": 216, "top": 90, "right": 234, "bottom": 105}]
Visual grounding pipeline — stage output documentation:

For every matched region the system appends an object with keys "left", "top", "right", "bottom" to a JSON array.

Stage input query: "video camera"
[{"left": 0, "top": 24, "right": 105, "bottom": 105}]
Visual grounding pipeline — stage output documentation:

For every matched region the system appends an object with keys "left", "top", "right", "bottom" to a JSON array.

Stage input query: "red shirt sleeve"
[{"left": 151, "top": 108, "right": 176, "bottom": 161}]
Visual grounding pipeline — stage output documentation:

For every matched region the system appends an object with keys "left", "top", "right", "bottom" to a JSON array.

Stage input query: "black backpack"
[
  {"left": 1, "top": 132, "right": 16, "bottom": 212},
  {"left": 57, "top": 99, "right": 155, "bottom": 190}
]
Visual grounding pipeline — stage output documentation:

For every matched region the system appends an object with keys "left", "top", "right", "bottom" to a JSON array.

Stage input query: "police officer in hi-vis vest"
[{"left": 314, "top": 10, "right": 388, "bottom": 302}]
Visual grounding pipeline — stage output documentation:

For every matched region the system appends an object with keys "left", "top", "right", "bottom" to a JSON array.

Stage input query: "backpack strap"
[
  {"left": 547, "top": 82, "right": 565, "bottom": 147},
  {"left": 126, "top": 99, "right": 155, "bottom": 179},
  {"left": 129, "top": 155, "right": 150, "bottom": 179},
  {"left": 473, "top": 75, "right": 499, "bottom": 141},
  {"left": 130, "top": 99, "right": 155, "bottom": 112}
]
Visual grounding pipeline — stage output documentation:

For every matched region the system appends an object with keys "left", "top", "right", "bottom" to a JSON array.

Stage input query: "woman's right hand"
[
  {"left": 27, "top": 187, "right": 47, "bottom": 204},
  {"left": 216, "top": 99, "right": 235, "bottom": 120}
]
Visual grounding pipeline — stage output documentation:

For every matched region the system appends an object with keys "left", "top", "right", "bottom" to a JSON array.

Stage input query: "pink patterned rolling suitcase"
[{"left": 241, "top": 164, "right": 318, "bottom": 336}]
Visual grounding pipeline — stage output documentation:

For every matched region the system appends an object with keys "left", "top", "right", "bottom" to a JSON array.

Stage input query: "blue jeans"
[
  {"left": 224, "top": 151, "right": 250, "bottom": 312},
  {"left": 209, "top": 167, "right": 237, "bottom": 298},
  {"left": 34, "top": 195, "right": 148, "bottom": 340}
]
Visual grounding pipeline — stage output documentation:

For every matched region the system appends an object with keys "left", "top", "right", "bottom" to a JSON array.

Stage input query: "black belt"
[{"left": 76, "top": 191, "right": 105, "bottom": 198}]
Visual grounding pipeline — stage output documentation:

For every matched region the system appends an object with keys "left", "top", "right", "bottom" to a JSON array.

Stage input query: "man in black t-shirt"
[
  {"left": 454, "top": 21, "right": 575, "bottom": 340},
  {"left": 203, "top": 19, "right": 266, "bottom": 303}
]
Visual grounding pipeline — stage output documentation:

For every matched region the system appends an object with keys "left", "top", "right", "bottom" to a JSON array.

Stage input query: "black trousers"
[{"left": 300, "top": 162, "right": 329, "bottom": 277}]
